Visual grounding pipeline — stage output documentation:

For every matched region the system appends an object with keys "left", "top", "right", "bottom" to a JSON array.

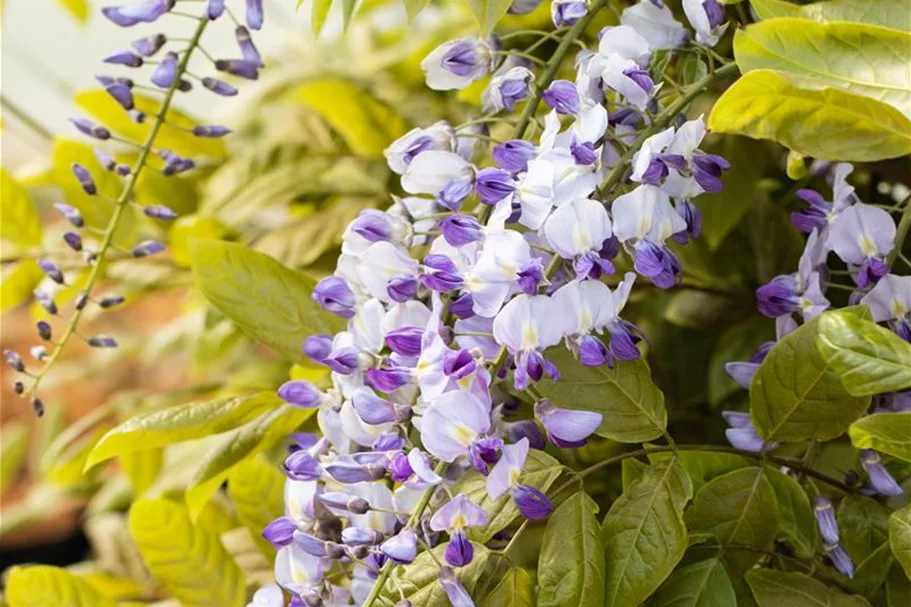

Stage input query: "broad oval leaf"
[
  {"left": 763, "top": 467, "right": 818, "bottom": 558},
  {"left": 538, "top": 492, "right": 605, "bottom": 607},
  {"left": 6, "top": 565, "right": 117, "bottom": 607},
  {"left": 648, "top": 450, "right": 754, "bottom": 493},
  {"left": 1, "top": 421, "right": 29, "bottom": 492},
  {"left": 817, "top": 310, "right": 911, "bottom": 396},
  {"left": 537, "top": 350, "right": 667, "bottom": 443},
  {"left": 850, "top": 413, "right": 911, "bottom": 463},
  {"left": 649, "top": 557, "right": 735, "bottom": 607},
  {"left": 745, "top": 569, "right": 872, "bottom": 607},
  {"left": 189, "top": 239, "right": 344, "bottom": 363},
  {"left": 1, "top": 261, "right": 44, "bottom": 313},
  {"left": 129, "top": 498, "right": 246, "bottom": 607},
  {"left": 890, "top": 504, "right": 911, "bottom": 579},
  {"left": 601, "top": 458, "right": 693, "bottom": 607},
  {"left": 228, "top": 457, "right": 286, "bottom": 558},
  {"left": 886, "top": 563, "right": 911, "bottom": 607},
  {"left": 481, "top": 567, "right": 535, "bottom": 607},
  {"left": 376, "top": 543, "right": 491, "bottom": 607},
  {"left": 453, "top": 449, "right": 565, "bottom": 543},
  {"left": 735, "top": 18, "right": 911, "bottom": 118},
  {"left": 708, "top": 69, "right": 911, "bottom": 162},
  {"left": 750, "top": 311, "right": 871, "bottom": 442},
  {"left": 0, "top": 169, "right": 42, "bottom": 247},
  {"left": 468, "top": 0, "right": 513, "bottom": 36},
  {"left": 86, "top": 393, "right": 279, "bottom": 468},
  {"left": 751, "top": 0, "right": 911, "bottom": 31}
]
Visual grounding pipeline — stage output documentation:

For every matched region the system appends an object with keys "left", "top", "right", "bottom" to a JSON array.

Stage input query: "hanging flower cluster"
[
  {"left": 262, "top": 2, "right": 733, "bottom": 606},
  {"left": 4, "top": 0, "right": 264, "bottom": 416}
]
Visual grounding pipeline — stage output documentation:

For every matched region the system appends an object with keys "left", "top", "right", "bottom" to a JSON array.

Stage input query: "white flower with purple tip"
[
  {"left": 861, "top": 274, "right": 911, "bottom": 341},
  {"left": 682, "top": 0, "right": 728, "bottom": 47},
  {"left": 421, "top": 38, "right": 494, "bottom": 91},
  {"left": 621, "top": 0, "right": 688, "bottom": 50},
  {"left": 486, "top": 438, "right": 555, "bottom": 520},
  {"left": 420, "top": 391, "right": 492, "bottom": 463},
  {"left": 384, "top": 121, "right": 456, "bottom": 175},
  {"left": 543, "top": 198, "right": 613, "bottom": 279},
  {"left": 493, "top": 294, "right": 563, "bottom": 389},
  {"left": 827, "top": 204, "right": 895, "bottom": 288},
  {"left": 534, "top": 400, "right": 602, "bottom": 447},
  {"left": 430, "top": 493, "right": 488, "bottom": 566}
]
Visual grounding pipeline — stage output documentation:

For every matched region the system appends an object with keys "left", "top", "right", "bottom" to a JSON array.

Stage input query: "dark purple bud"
[
  {"left": 206, "top": 0, "right": 225, "bottom": 19},
  {"left": 517, "top": 257, "right": 546, "bottom": 295},
  {"left": 4, "top": 350, "right": 25, "bottom": 372},
  {"left": 366, "top": 367, "right": 412, "bottom": 392},
  {"left": 128, "top": 109, "right": 146, "bottom": 124},
  {"left": 475, "top": 167, "right": 516, "bottom": 205},
  {"left": 201, "top": 77, "right": 238, "bottom": 97},
  {"left": 421, "top": 255, "right": 464, "bottom": 292},
  {"left": 102, "top": 0, "right": 175, "bottom": 27},
  {"left": 437, "top": 176, "right": 474, "bottom": 211},
  {"left": 103, "top": 50, "right": 143, "bottom": 68},
  {"left": 105, "top": 83, "right": 135, "bottom": 110},
  {"left": 151, "top": 52, "right": 178, "bottom": 88},
  {"left": 34, "top": 290, "right": 58, "bottom": 315},
  {"left": 31, "top": 397, "right": 45, "bottom": 417},
  {"left": 245, "top": 0, "right": 264, "bottom": 29},
  {"left": 570, "top": 140, "right": 598, "bottom": 165},
  {"left": 578, "top": 334, "right": 609, "bottom": 367},
  {"left": 13, "top": 381, "right": 24, "bottom": 395},
  {"left": 351, "top": 210, "right": 394, "bottom": 242},
  {"left": 71, "top": 118, "right": 111, "bottom": 140},
  {"left": 606, "top": 320, "right": 642, "bottom": 364},
  {"left": 323, "top": 347, "right": 360, "bottom": 375},
  {"left": 312, "top": 276, "right": 356, "bottom": 318},
  {"left": 283, "top": 450, "right": 321, "bottom": 481},
  {"left": 36, "top": 321, "right": 52, "bottom": 341},
  {"left": 813, "top": 497, "right": 839, "bottom": 545},
  {"left": 671, "top": 200, "right": 702, "bottom": 245},
  {"left": 387, "top": 275, "right": 418, "bottom": 302},
  {"left": 385, "top": 327, "right": 424, "bottom": 357},
  {"left": 856, "top": 257, "right": 888, "bottom": 289},
  {"left": 443, "top": 349, "right": 476, "bottom": 379},
  {"left": 450, "top": 293, "right": 475, "bottom": 319},
  {"left": 278, "top": 380, "right": 323, "bottom": 408},
  {"left": 192, "top": 125, "right": 232, "bottom": 138},
  {"left": 825, "top": 542, "right": 854, "bottom": 579},
  {"left": 143, "top": 204, "right": 178, "bottom": 220},
  {"left": 94, "top": 149, "right": 117, "bottom": 172},
  {"left": 38, "top": 258, "right": 64, "bottom": 284},
  {"left": 342, "top": 527, "right": 384, "bottom": 546},
  {"left": 131, "top": 34, "right": 167, "bottom": 57},
  {"left": 99, "top": 295, "right": 126, "bottom": 309},
  {"left": 54, "top": 203, "right": 84, "bottom": 227},
  {"left": 381, "top": 529, "right": 417, "bottom": 564},
  {"left": 493, "top": 139, "right": 536, "bottom": 174},
  {"left": 131, "top": 240, "right": 165, "bottom": 258},
  {"left": 303, "top": 334, "right": 333, "bottom": 362},
  {"left": 352, "top": 390, "right": 397, "bottom": 425},
  {"left": 441, "top": 41, "right": 484, "bottom": 77},
  {"left": 75, "top": 293, "right": 89, "bottom": 311},
  {"left": 116, "top": 163, "right": 131, "bottom": 176},
  {"left": 72, "top": 163, "right": 97, "bottom": 195},
  {"left": 504, "top": 419, "right": 547, "bottom": 450},
  {"left": 511, "top": 484, "right": 553, "bottom": 520},
  {"left": 444, "top": 531, "right": 474, "bottom": 567},
  {"left": 439, "top": 214, "right": 483, "bottom": 247},
  {"left": 389, "top": 453, "right": 414, "bottom": 482},
  {"left": 542, "top": 80, "right": 580, "bottom": 115},
  {"left": 633, "top": 241, "right": 682, "bottom": 289},
  {"left": 703, "top": 0, "right": 725, "bottom": 28},
  {"left": 88, "top": 335, "right": 118, "bottom": 348},
  {"left": 860, "top": 449, "right": 903, "bottom": 496},
  {"left": 235, "top": 26, "right": 264, "bottom": 67},
  {"left": 293, "top": 531, "right": 330, "bottom": 557},
  {"left": 692, "top": 153, "right": 729, "bottom": 193},
  {"left": 262, "top": 516, "right": 296, "bottom": 548},
  {"left": 468, "top": 436, "right": 502, "bottom": 474},
  {"left": 215, "top": 59, "right": 259, "bottom": 80}
]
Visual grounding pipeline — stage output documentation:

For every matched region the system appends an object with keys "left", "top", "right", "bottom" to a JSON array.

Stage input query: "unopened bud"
[
  {"left": 88, "top": 335, "right": 118, "bottom": 348},
  {"left": 4, "top": 350, "right": 24, "bottom": 372},
  {"left": 38, "top": 258, "right": 64, "bottom": 284},
  {"left": 99, "top": 295, "right": 125, "bottom": 309},
  {"left": 31, "top": 397, "right": 45, "bottom": 417},
  {"left": 74, "top": 294, "right": 89, "bottom": 310},
  {"left": 63, "top": 232, "right": 83, "bottom": 252},
  {"left": 30, "top": 346, "right": 48, "bottom": 361},
  {"left": 36, "top": 321, "right": 52, "bottom": 341},
  {"left": 13, "top": 381, "right": 24, "bottom": 395}
]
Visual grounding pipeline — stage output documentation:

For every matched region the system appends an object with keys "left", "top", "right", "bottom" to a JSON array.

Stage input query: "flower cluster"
[
  {"left": 724, "top": 163, "right": 910, "bottom": 579},
  {"left": 4, "top": 0, "right": 263, "bottom": 416},
  {"left": 263, "top": 2, "right": 733, "bottom": 606}
]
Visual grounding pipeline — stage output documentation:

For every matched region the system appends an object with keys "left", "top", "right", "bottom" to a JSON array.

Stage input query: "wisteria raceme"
[{"left": 6, "top": 1, "right": 264, "bottom": 417}]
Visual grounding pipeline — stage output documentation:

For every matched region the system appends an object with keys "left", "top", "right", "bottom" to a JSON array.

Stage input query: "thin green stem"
[
  {"left": 886, "top": 194, "right": 911, "bottom": 268},
  {"left": 25, "top": 18, "right": 210, "bottom": 399}
]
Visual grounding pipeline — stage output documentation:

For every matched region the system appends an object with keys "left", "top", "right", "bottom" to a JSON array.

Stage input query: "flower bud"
[
  {"left": 206, "top": 0, "right": 225, "bottom": 20},
  {"left": 13, "top": 381, "right": 24, "bottom": 395},
  {"left": 71, "top": 163, "right": 97, "bottom": 195},
  {"left": 303, "top": 334, "right": 333, "bottom": 362},
  {"left": 54, "top": 203, "right": 84, "bottom": 227},
  {"left": 99, "top": 295, "right": 126, "bottom": 309},
  {"left": 131, "top": 240, "right": 166, "bottom": 258},
  {"left": 88, "top": 335, "right": 118, "bottom": 348},
  {"left": 283, "top": 450, "right": 321, "bottom": 481},
  {"left": 235, "top": 26, "right": 264, "bottom": 66},
  {"left": 131, "top": 33, "right": 167, "bottom": 57},
  {"left": 151, "top": 51, "right": 179, "bottom": 88},
  {"left": 4, "top": 350, "right": 25, "bottom": 372},
  {"left": 71, "top": 118, "right": 111, "bottom": 140},
  {"left": 32, "top": 397, "right": 45, "bottom": 417},
  {"left": 34, "top": 290, "right": 58, "bottom": 315},
  {"left": 38, "top": 258, "right": 64, "bottom": 284},
  {"left": 143, "top": 205, "right": 178, "bottom": 220},
  {"left": 215, "top": 59, "right": 259, "bottom": 80},
  {"left": 202, "top": 77, "right": 238, "bottom": 96},
  {"left": 341, "top": 527, "right": 384, "bottom": 546},
  {"left": 36, "top": 321, "right": 52, "bottom": 341},
  {"left": 30, "top": 346, "right": 48, "bottom": 361},
  {"left": 192, "top": 125, "right": 232, "bottom": 138},
  {"left": 312, "top": 276, "right": 356, "bottom": 318},
  {"left": 387, "top": 275, "right": 418, "bottom": 302},
  {"left": 542, "top": 80, "right": 581, "bottom": 115},
  {"left": 103, "top": 50, "right": 143, "bottom": 67},
  {"left": 74, "top": 293, "right": 89, "bottom": 311},
  {"left": 813, "top": 497, "right": 839, "bottom": 545},
  {"left": 262, "top": 516, "right": 296, "bottom": 549},
  {"left": 278, "top": 380, "right": 323, "bottom": 408},
  {"left": 245, "top": 0, "right": 264, "bottom": 30}
]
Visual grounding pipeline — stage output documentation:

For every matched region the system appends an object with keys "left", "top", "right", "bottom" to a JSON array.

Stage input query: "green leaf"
[
  {"left": 763, "top": 467, "right": 818, "bottom": 558},
  {"left": 886, "top": 562, "right": 911, "bottom": 607},
  {"left": 86, "top": 393, "right": 279, "bottom": 468},
  {"left": 685, "top": 467, "right": 778, "bottom": 576},
  {"left": 537, "top": 350, "right": 667, "bottom": 443},
  {"left": 376, "top": 543, "right": 491, "bottom": 607},
  {"left": 1, "top": 261, "right": 43, "bottom": 313},
  {"left": 850, "top": 413, "right": 911, "bottom": 463},
  {"left": 403, "top": 0, "right": 431, "bottom": 21},
  {"left": 75, "top": 90, "right": 226, "bottom": 159},
  {"left": 311, "top": 0, "right": 332, "bottom": 35},
  {"left": 602, "top": 458, "right": 693, "bottom": 607},
  {"left": 467, "top": 0, "right": 513, "bottom": 36},
  {"left": 538, "top": 492, "right": 605, "bottom": 607},
  {"left": 708, "top": 69, "right": 911, "bottom": 162},
  {"left": 649, "top": 557, "right": 736, "bottom": 607},
  {"left": 6, "top": 565, "right": 117, "bottom": 607},
  {"left": 734, "top": 18, "right": 911, "bottom": 118},
  {"left": 121, "top": 448, "right": 163, "bottom": 496},
  {"left": 129, "top": 498, "right": 246, "bottom": 607},
  {"left": 622, "top": 458, "right": 648, "bottom": 492},
  {"left": 169, "top": 215, "right": 233, "bottom": 268},
  {"left": 648, "top": 450, "right": 754, "bottom": 493},
  {"left": 189, "top": 240, "right": 343, "bottom": 363},
  {"left": 749, "top": 310, "right": 871, "bottom": 442},
  {"left": 228, "top": 457, "right": 285, "bottom": 558},
  {"left": 891, "top": 504, "right": 911, "bottom": 579},
  {"left": 186, "top": 404, "right": 315, "bottom": 516},
  {"left": 817, "top": 310, "right": 911, "bottom": 396},
  {"left": 838, "top": 495, "right": 891, "bottom": 564},
  {"left": 481, "top": 568, "right": 535, "bottom": 607},
  {"left": 0, "top": 169, "right": 42, "bottom": 247},
  {"left": 1, "top": 421, "right": 29, "bottom": 492},
  {"left": 340, "top": 0, "right": 357, "bottom": 30},
  {"left": 745, "top": 569, "right": 872, "bottom": 607},
  {"left": 453, "top": 450, "right": 565, "bottom": 543},
  {"left": 708, "top": 318, "right": 772, "bottom": 407},
  {"left": 54, "top": 0, "right": 89, "bottom": 22},
  {"left": 296, "top": 80, "right": 407, "bottom": 157},
  {"left": 751, "top": 0, "right": 911, "bottom": 31}
]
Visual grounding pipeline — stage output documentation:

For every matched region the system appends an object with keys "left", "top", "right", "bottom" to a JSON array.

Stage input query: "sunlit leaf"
[
  {"left": 709, "top": 69, "right": 911, "bottom": 161},
  {"left": 376, "top": 543, "right": 492, "bottom": 607},
  {"left": 121, "top": 448, "right": 163, "bottom": 496},
  {"left": 227, "top": 457, "right": 285, "bottom": 558},
  {"left": 169, "top": 215, "right": 233, "bottom": 268},
  {"left": 890, "top": 504, "right": 911, "bottom": 579},
  {"left": 849, "top": 413, "right": 911, "bottom": 463},
  {"left": 468, "top": 0, "right": 514, "bottom": 36},
  {"left": 751, "top": 0, "right": 911, "bottom": 31},
  {"left": 747, "top": 569, "right": 872, "bottom": 606},
  {"left": 0, "top": 421, "right": 29, "bottom": 492},
  {"left": 0, "top": 168, "right": 42, "bottom": 247},
  {"left": 1, "top": 261, "right": 43, "bottom": 313},
  {"left": 311, "top": 0, "right": 332, "bottom": 35},
  {"left": 55, "top": 0, "right": 89, "bottom": 22},
  {"left": 480, "top": 568, "right": 535, "bottom": 607},
  {"left": 6, "top": 565, "right": 117, "bottom": 607},
  {"left": 403, "top": 0, "right": 431, "bottom": 21}
]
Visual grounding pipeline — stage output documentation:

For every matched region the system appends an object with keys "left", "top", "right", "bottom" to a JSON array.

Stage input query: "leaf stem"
[{"left": 25, "top": 18, "right": 210, "bottom": 400}]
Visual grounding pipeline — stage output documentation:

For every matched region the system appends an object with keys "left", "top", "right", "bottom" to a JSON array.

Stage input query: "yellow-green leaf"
[
  {"left": 129, "top": 498, "right": 246, "bottom": 607},
  {"left": 734, "top": 19, "right": 911, "bottom": 118},
  {"left": 403, "top": 0, "right": 431, "bottom": 21},
  {"left": 850, "top": 413, "right": 911, "bottom": 463},
  {"left": 751, "top": 0, "right": 911, "bottom": 31},
  {"left": 6, "top": 565, "right": 117, "bottom": 607},
  {"left": 650, "top": 557, "right": 735, "bottom": 607},
  {"left": 1, "top": 261, "right": 43, "bottom": 313},
  {"left": 340, "top": 0, "right": 357, "bottom": 30},
  {"left": 121, "top": 448, "right": 164, "bottom": 496},
  {"left": 75, "top": 90, "right": 227, "bottom": 159},
  {"left": 708, "top": 69, "right": 911, "bottom": 161},
  {"left": 891, "top": 505, "right": 911, "bottom": 579},
  {"left": 296, "top": 80, "right": 407, "bottom": 157},
  {"left": 55, "top": 0, "right": 89, "bottom": 22},
  {"left": 481, "top": 568, "right": 535, "bottom": 607},
  {"left": 228, "top": 457, "right": 285, "bottom": 558},
  {"left": 311, "top": 0, "right": 333, "bottom": 35},
  {"left": 1, "top": 421, "right": 29, "bottom": 492},
  {"left": 169, "top": 215, "right": 232, "bottom": 268},
  {"left": 746, "top": 569, "right": 872, "bottom": 606},
  {"left": 468, "top": 0, "right": 514, "bottom": 36},
  {"left": 0, "top": 169, "right": 42, "bottom": 247}
]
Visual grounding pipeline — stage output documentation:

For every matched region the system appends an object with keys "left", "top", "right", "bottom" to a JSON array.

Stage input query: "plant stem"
[
  {"left": 887, "top": 194, "right": 911, "bottom": 268},
  {"left": 25, "top": 17, "right": 210, "bottom": 399}
]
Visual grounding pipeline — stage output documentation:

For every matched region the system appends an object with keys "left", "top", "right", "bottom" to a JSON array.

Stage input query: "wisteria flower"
[
  {"left": 486, "top": 438, "right": 554, "bottom": 520},
  {"left": 430, "top": 493, "right": 488, "bottom": 566},
  {"left": 422, "top": 37, "right": 494, "bottom": 91},
  {"left": 493, "top": 294, "right": 563, "bottom": 389}
]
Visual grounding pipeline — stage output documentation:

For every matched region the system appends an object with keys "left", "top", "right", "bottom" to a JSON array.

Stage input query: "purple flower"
[
  {"left": 246, "top": 0, "right": 264, "bottom": 30},
  {"left": 552, "top": 0, "right": 588, "bottom": 27},
  {"left": 262, "top": 516, "right": 296, "bottom": 549},
  {"left": 36, "top": 321, "right": 52, "bottom": 341},
  {"left": 303, "top": 334, "right": 333, "bottom": 362},
  {"left": 55, "top": 203, "right": 84, "bottom": 227},
  {"left": 235, "top": 26, "right": 264, "bottom": 67},
  {"left": 385, "top": 327, "right": 424, "bottom": 357},
  {"left": 671, "top": 200, "right": 702, "bottom": 245},
  {"left": 445, "top": 531, "right": 474, "bottom": 567},
  {"left": 341, "top": 527, "right": 384, "bottom": 546},
  {"left": 283, "top": 450, "right": 321, "bottom": 481},
  {"left": 278, "top": 380, "right": 323, "bottom": 408},
  {"left": 534, "top": 399, "right": 602, "bottom": 448},
  {"left": 421, "top": 391, "right": 491, "bottom": 462},
  {"left": 439, "top": 214, "right": 483, "bottom": 246},
  {"left": 34, "top": 290, "right": 58, "bottom": 315},
  {"left": 860, "top": 449, "right": 903, "bottom": 496},
  {"left": 825, "top": 542, "right": 855, "bottom": 579},
  {"left": 380, "top": 529, "right": 417, "bottom": 564},
  {"left": 430, "top": 494, "right": 488, "bottom": 566},
  {"left": 351, "top": 388, "right": 398, "bottom": 425},
  {"left": 756, "top": 275, "right": 802, "bottom": 318},
  {"left": 71, "top": 118, "right": 111, "bottom": 140},
  {"left": 438, "top": 176, "right": 474, "bottom": 211},
  {"left": 292, "top": 531, "right": 329, "bottom": 557},
  {"left": 143, "top": 205, "right": 178, "bottom": 220},
  {"left": 387, "top": 275, "right": 418, "bottom": 302},
  {"left": 312, "top": 276, "right": 356, "bottom": 318},
  {"left": 421, "top": 255, "right": 464, "bottom": 292},
  {"left": 791, "top": 189, "right": 831, "bottom": 234},
  {"left": 4, "top": 350, "right": 24, "bottom": 372},
  {"left": 150, "top": 51, "right": 178, "bottom": 88},
  {"left": 475, "top": 168, "right": 516, "bottom": 205},
  {"left": 102, "top": 0, "right": 174, "bottom": 26},
  {"left": 324, "top": 460, "right": 385, "bottom": 483},
  {"left": 206, "top": 0, "right": 225, "bottom": 20},
  {"left": 632, "top": 240, "right": 681, "bottom": 289},
  {"left": 439, "top": 567, "right": 474, "bottom": 607},
  {"left": 88, "top": 335, "right": 118, "bottom": 348},
  {"left": 512, "top": 485, "right": 553, "bottom": 520},
  {"left": 722, "top": 410, "right": 778, "bottom": 453},
  {"left": 192, "top": 125, "right": 232, "bottom": 138},
  {"left": 366, "top": 366, "right": 412, "bottom": 392},
  {"left": 105, "top": 83, "right": 135, "bottom": 110},
  {"left": 323, "top": 346, "right": 360, "bottom": 375},
  {"left": 351, "top": 209, "right": 395, "bottom": 242},
  {"left": 131, "top": 240, "right": 165, "bottom": 258},
  {"left": 570, "top": 140, "right": 598, "bottom": 165},
  {"left": 72, "top": 163, "right": 97, "bottom": 195},
  {"left": 493, "top": 139, "right": 536, "bottom": 173},
  {"left": 215, "top": 59, "right": 259, "bottom": 80},
  {"left": 103, "top": 50, "right": 143, "bottom": 67},
  {"left": 692, "top": 154, "right": 729, "bottom": 193},
  {"left": 542, "top": 80, "right": 581, "bottom": 115},
  {"left": 131, "top": 34, "right": 166, "bottom": 57},
  {"left": 38, "top": 258, "right": 64, "bottom": 284},
  {"left": 813, "top": 497, "right": 839, "bottom": 545},
  {"left": 450, "top": 293, "right": 475, "bottom": 319},
  {"left": 202, "top": 77, "right": 238, "bottom": 96},
  {"left": 483, "top": 66, "right": 534, "bottom": 113}
]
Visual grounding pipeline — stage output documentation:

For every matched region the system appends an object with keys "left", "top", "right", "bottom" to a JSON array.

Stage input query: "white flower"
[
  {"left": 384, "top": 121, "right": 456, "bottom": 175},
  {"left": 543, "top": 198, "right": 612, "bottom": 259},
  {"left": 612, "top": 184, "right": 687, "bottom": 243},
  {"left": 421, "top": 37, "right": 493, "bottom": 91},
  {"left": 401, "top": 151, "right": 473, "bottom": 196},
  {"left": 621, "top": 0, "right": 688, "bottom": 50}
]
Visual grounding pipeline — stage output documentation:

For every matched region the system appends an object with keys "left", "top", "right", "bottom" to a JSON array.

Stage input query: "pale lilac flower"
[
  {"left": 682, "top": 0, "right": 728, "bottom": 47},
  {"left": 861, "top": 274, "right": 911, "bottom": 341},
  {"left": 493, "top": 294, "right": 563, "bottom": 389},
  {"left": 486, "top": 438, "right": 554, "bottom": 520},
  {"left": 551, "top": 0, "right": 587, "bottom": 27},
  {"left": 722, "top": 410, "right": 778, "bottom": 453},
  {"left": 612, "top": 185, "right": 686, "bottom": 288},
  {"left": 544, "top": 198, "right": 612, "bottom": 275},
  {"left": 421, "top": 38, "right": 494, "bottom": 91},
  {"left": 860, "top": 449, "right": 903, "bottom": 496},
  {"left": 102, "top": 0, "right": 174, "bottom": 26},
  {"left": 246, "top": 0, "right": 264, "bottom": 30},
  {"left": 535, "top": 400, "right": 601, "bottom": 447},
  {"left": 825, "top": 543, "right": 855, "bottom": 579},
  {"left": 542, "top": 80, "right": 581, "bottom": 115},
  {"left": 380, "top": 529, "right": 417, "bottom": 564},
  {"left": 483, "top": 66, "right": 535, "bottom": 113},
  {"left": 756, "top": 229, "right": 829, "bottom": 320},
  {"left": 401, "top": 151, "right": 473, "bottom": 197},
  {"left": 151, "top": 51, "right": 178, "bottom": 88},
  {"left": 246, "top": 583, "right": 284, "bottom": 607},
  {"left": 421, "top": 391, "right": 491, "bottom": 462},
  {"left": 493, "top": 140, "right": 537, "bottom": 174},
  {"left": 439, "top": 567, "right": 475, "bottom": 607},
  {"left": 621, "top": 1, "right": 688, "bottom": 50},
  {"left": 430, "top": 494, "right": 488, "bottom": 566},
  {"left": 274, "top": 542, "right": 326, "bottom": 596},
  {"left": 813, "top": 497, "right": 840, "bottom": 545},
  {"left": 384, "top": 122, "right": 456, "bottom": 175},
  {"left": 827, "top": 204, "right": 895, "bottom": 287}
]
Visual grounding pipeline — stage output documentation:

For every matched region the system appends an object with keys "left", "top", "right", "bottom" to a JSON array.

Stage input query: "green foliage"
[
  {"left": 838, "top": 495, "right": 894, "bottom": 594},
  {"left": 129, "top": 498, "right": 246, "bottom": 607},
  {"left": 750, "top": 310, "right": 871, "bottom": 442},
  {"left": 121, "top": 448, "right": 163, "bottom": 496},
  {"left": 648, "top": 450, "right": 754, "bottom": 493},
  {"left": 54, "top": 0, "right": 89, "bottom": 22},
  {"left": 228, "top": 457, "right": 286, "bottom": 557},
  {"left": 481, "top": 568, "right": 535, "bottom": 607},
  {"left": 849, "top": 413, "right": 911, "bottom": 463},
  {"left": 538, "top": 492, "right": 605, "bottom": 607},
  {"left": 817, "top": 309, "right": 911, "bottom": 396},
  {"left": 751, "top": 0, "right": 911, "bottom": 30},
  {"left": 6, "top": 565, "right": 117, "bottom": 607},
  {"left": 1, "top": 421, "right": 29, "bottom": 492},
  {"left": 890, "top": 504, "right": 911, "bottom": 579},
  {"left": 189, "top": 239, "right": 344, "bottom": 363},
  {"left": 0, "top": 169, "right": 42, "bottom": 247},
  {"left": 1, "top": 260, "right": 44, "bottom": 312},
  {"left": 376, "top": 543, "right": 492, "bottom": 607},
  {"left": 744, "top": 569, "right": 871, "bottom": 607},
  {"left": 537, "top": 350, "right": 667, "bottom": 443},
  {"left": 468, "top": 0, "right": 514, "bottom": 36},
  {"left": 601, "top": 458, "right": 693, "bottom": 607},
  {"left": 649, "top": 558, "right": 736, "bottom": 607},
  {"left": 763, "top": 467, "right": 817, "bottom": 558}
]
